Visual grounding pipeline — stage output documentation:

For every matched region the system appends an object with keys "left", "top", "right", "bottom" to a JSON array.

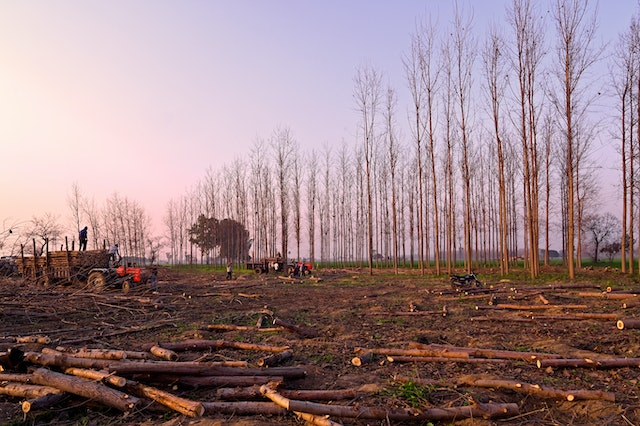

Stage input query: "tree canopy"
[{"left": 189, "top": 215, "right": 250, "bottom": 262}]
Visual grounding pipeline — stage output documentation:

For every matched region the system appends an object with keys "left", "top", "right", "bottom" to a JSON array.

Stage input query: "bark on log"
[
  {"left": 174, "top": 375, "right": 284, "bottom": 388},
  {"left": 149, "top": 345, "right": 179, "bottom": 361},
  {"left": 538, "top": 357, "right": 640, "bottom": 369},
  {"left": 387, "top": 355, "right": 509, "bottom": 364},
  {"left": 64, "top": 367, "right": 127, "bottom": 387},
  {"left": 24, "top": 351, "right": 112, "bottom": 370},
  {"left": 351, "top": 352, "right": 376, "bottom": 366},
  {"left": 22, "top": 392, "right": 68, "bottom": 413},
  {"left": 294, "top": 411, "right": 343, "bottom": 426},
  {"left": 355, "top": 347, "right": 470, "bottom": 359},
  {"left": 412, "top": 343, "right": 562, "bottom": 361},
  {"left": 124, "top": 379, "right": 204, "bottom": 417},
  {"left": 0, "top": 382, "right": 62, "bottom": 399},
  {"left": 207, "top": 324, "right": 284, "bottom": 332},
  {"left": 617, "top": 319, "right": 640, "bottom": 330},
  {"left": 15, "top": 335, "right": 51, "bottom": 344},
  {"left": 216, "top": 383, "right": 382, "bottom": 401},
  {"left": 201, "top": 400, "right": 288, "bottom": 415},
  {"left": 455, "top": 375, "right": 615, "bottom": 402},
  {"left": 258, "top": 350, "right": 293, "bottom": 367},
  {"left": 30, "top": 368, "right": 139, "bottom": 413},
  {"left": 476, "top": 304, "right": 588, "bottom": 310},
  {"left": 0, "top": 373, "right": 32, "bottom": 383},
  {"left": 54, "top": 347, "right": 128, "bottom": 360},
  {"left": 259, "top": 382, "right": 518, "bottom": 421},
  {"left": 146, "top": 339, "right": 289, "bottom": 353},
  {"left": 623, "top": 300, "right": 640, "bottom": 309},
  {"left": 109, "top": 361, "right": 306, "bottom": 378},
  {"left": 530, "top": 313, "right": 617, "bottom": 321},
  {"left": 273, "top": 318, "right": 319, "bottom": 338}
]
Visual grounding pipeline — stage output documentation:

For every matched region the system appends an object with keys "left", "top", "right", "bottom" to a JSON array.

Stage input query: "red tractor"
[
  {"left": 287, "top": 261, "right": 313, "bottom": 277},
  {"left": 87, "top": 264, "right": 150, "bottom": 294}
]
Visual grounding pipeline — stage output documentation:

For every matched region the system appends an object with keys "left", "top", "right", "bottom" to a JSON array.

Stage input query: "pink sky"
[{"left": 0, "top": 1, "right": 635, "bottom": 253}]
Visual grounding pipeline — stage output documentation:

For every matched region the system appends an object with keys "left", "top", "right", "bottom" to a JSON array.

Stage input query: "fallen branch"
[
  {"left": 617, "top": 319, "right": 640, "bottom": 330},
  {"left": 414, "top": 343, "right": 562, "bottom": 361},
  {"left": 207, "top": 324, "right": 284, "bottom": 333},
  {"left": 22, "top": 392, "right": 68, "bottom": 414},
  {"left": 538, "top": 357, "right": 640, "bottom": 369},
  {"left": 273, "top": 318, "right": 319, "bottom": 338},
  {"left": 387, "top": 355, "right": 509, "bottom": 364},
  {"left": 147, "top": 339, "right": 289, "bottom": 353},
  {"left": 258, "top": 350, "right": 293, "bottom": 367},
  {"left": 476, "top": 304, "right": 588, "bottom": 311},
  {"left": 123, "top": 379, "right": 204, "bottom": 417},
  {"left": 216, "top": 383, "right": 383, "bottom": 401},
  {"left": 355, "top": 346, "right": 469, "bottom": 359}
]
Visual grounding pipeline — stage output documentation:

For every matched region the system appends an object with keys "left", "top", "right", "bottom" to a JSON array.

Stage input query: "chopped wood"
[
  {"left": 64, "top": 367, "right": 127, "bottom": 387},
  {"left": 529, "top": 313, "right": 618, "bottom": 321},
  {"left": 15, "top": 335, "right": 51, "bottom": 344},
  {"left": 355, "top": 346, "right": 470, "bottom": 359},
  {"left": 124, "top": 379, "right": 204, "bottom": 417},
  {"left": 476, "top": 303, "right": 588, "bottom": 310},
  {"left": 207, "top": 323, "right": 284, "bottom": 332},
  {"left": 30, "top": 368, "right": 139, "bottom": 413},
  {"left": 411, "top": 343, "right": 562, "bottom": 361},
  {"left": 0, "top": 382, "right": 62, "bottom": 399},
  {"left": 109, "top": 360, "right": 306, "bottom": 378},
  {"left": 294, "top": 410, "right": 343, "bottom": 426},
  {"left": 258, "top": 350, "right": 293, "bottom": 367},
  {"left": 149, "top": 345, "right": 179, "bottom": 361},
  {"left": 387, "top": 355, "right": 510, "bottom": 364},
  {"left": 24, "top": 351, "right": 112, "bottom": 370},
  {"left": 147, "top": 339, "right": 289, "bottom": 353},
  {"left": 273, "top": 317, "right": 320, "bottom": 338},
  {"left": 201, "top": 400, "right": 288, "bottom": 415},
  {"left": 173, "top": 375, "right": 284, "bottom": 388},
  {"left": 53, "top": 347, "right": 129, "bottom": 360},
  {"left": 538, "top": 357, "right": 640, "bottom": 369},
  {"left": 623, "top": 300, "right": 640, "bottom": 309},
  {"left": 259, "top": 382, "right": 519, "bottom": 421},
  {"left": 351, "top": 351, "right": 376, "bottom": 366},
  {"left": 216, "top": 383, "right": 383, "bottom": 401},
  {"left": 455, "top": 375, "right": 615, "bottom": 402},
  {"left": 617, "top": 319, "right": 640, "bottom": 330},
  {"left": 22, "top": 392, "right": 68, "bottom": 414}
]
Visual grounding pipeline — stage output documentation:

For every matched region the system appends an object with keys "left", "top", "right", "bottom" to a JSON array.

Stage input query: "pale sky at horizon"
[{"left": 0, "top": 1, "right": 636, "bottom": 253}]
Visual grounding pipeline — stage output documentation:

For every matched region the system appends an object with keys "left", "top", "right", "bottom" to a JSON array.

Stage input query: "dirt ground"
[{"left": 2, "top": 265, "right": 640, "bottom": 425}]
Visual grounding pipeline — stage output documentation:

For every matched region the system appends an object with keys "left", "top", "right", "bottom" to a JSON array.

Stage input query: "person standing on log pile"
[
  {"left": 108, "top": 243, "right": 120, "bottom": 266},
  {"left": 226, "top": 263, "right": 233, "bottom": 280},
  {"left": 79, "top": 226, "right": 88, "bottom": 251}
]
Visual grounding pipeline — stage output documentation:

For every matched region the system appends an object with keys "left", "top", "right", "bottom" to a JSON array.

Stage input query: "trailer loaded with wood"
[{"left": 16, "top": 242, "right": 149, "bottom": 293}]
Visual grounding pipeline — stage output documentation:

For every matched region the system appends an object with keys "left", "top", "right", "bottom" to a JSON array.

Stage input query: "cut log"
[
  {"left": 0, "top": 382, "right": 62, "bottom": 399},
  {"left": 207, "top": 324, "right": 284, "bottom": 332},
  {"left": 294, "top": 410, "right": 343, "bottom": 426},
  {"left": 273, "top": 318, "right": 319, "bottom": 338},
  {"left": 216, "top": 383, "right": 382, "bottom": 401},
  {"left": 623, "top": 300, "right": 640, "bottom": 309},
  {"left": 258, "top": 350, "right": 293, "bottom": 367},
  {"left": 173, "top": 375, "right": 284, "bottom": 388},
  {"left": 24, "top": 351, "right": 112, "bottom": 370},
  {"left": 617, "top": 319, "right": 640, "bottom": 330},
  {"left": 538, "top": 357, "right": 640, "bottom": 369},
  {"left": 109, "top": 361, "right": 306, "bottom": 378},
  {"left": 413, "top": 343, "right": 562, "bottom": 361},
  {"left": 15, "top": 335, "right": 51, "bottom": 344},
  {"left": 22, "top": 392, "right": 68, "bottom": 413},
  {"left": 147, "top": 339, "right": 289, "bottom": 353},
  {"left": 387, "top": 355, "right": 509, "bottom": 364},
  {"left": 476, "top": 303, "right": 588, "bottom": 310},
  {"left": 149, "top": 345, "right": 179, "bottom": 361},
  {"left": 259, "top": 382, "right": 518, "bottom": 421},
  {"left": 351, "top": 352, "right": 376, "bottom": 366},
  {"left": 124, "top": 379, "right": 204, "bottom": 417},
  {"left": 30, "top": 368, "right": 139, "bottom": 413},
  {"left": 64, "top": 367, "right": 127, "bottom": 387},
  {"left": 455, "top": 375, "right": 615, "bottom": 402},
  {"left": 201, "top": 400, "right": 288, "bottom": 415},
  {"left": 355, "top": 347, "right": 470, "bottom": 359},
  {"left": 530, "top": 313, "right": 617, "bottom": 321},
  {"left": 54, "top": 347, "right": 128, "bottom": 360}
]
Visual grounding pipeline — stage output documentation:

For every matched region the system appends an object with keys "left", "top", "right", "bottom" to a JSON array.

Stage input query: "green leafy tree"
[{"left": 189, "top": 215, "right": 250, "bottom": 263}]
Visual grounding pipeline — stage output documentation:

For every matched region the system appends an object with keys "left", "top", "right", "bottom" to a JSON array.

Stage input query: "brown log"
[
  {"left": 371, "top": 309, "right": 447, "bottom": 317},
  {"left": 414, "top": 343, "right": 562, "bottom": 361},
  {"left": 387, "top": 355, "right": 509, "bottom": 364},
  {"left": 174, "top": 375, "right": 284, "bottom": 387},
  {"left": 30, "top": 368, "right": 139, "bottom": 413},
  {"left": 24, "top": 351, "right": 112, "bottom": 370},
  {"left": 259, "top": 382, "right": 518, "bottom": 421},
  {"left": 273, "top": 318, "right": 319, "bottom": 338},
  {"left": 455, "top": 376, "right": 615, "bottom": 402},
  {"left": 201, "top": 400, "right": 288, "bottom": 415},
  {"left": 623, "top": 300, "right": 640, "bottom": 309},
  {"left": 149, "top": 345, "right": 179, "bottom": 361},
  {"left": 0, "top": 373, "right": 32, "bottom": 383},
  {"left": 294, "top": 411, "right": 343, "bottom": 426},
  {"left": 355, "top": 346, "right": 469, "bottom": 359},
  {"left": 15, "top": 335, "right": 51, "bottom": 344},
  {"left": 476, "top": 303, "right": 588, "bottom": 310},
  {"left": 0, "top": 382, "right": 62, "bottom": 399},
  {"left": 22, "top": 392, "right": 68, "bottom": 413},
  {"left": 216, "top": 383, "right": 382, "bottom": 401},
  {"left": 538, "top": 357, "right": 640, "bottom": 369},
  {"left": 207, "top": 324, "right": 284, "bottom": 332},
  {"left": 109, "top": 361, "right": 306, "bottom": 378},
  {"left": 258, "top": 350, "right": 293, "bottom": 367},
  {"left": 124, "top": 379, "right": 204, "bottom": 417},
  {"left": 351, "top": 352, "right": 376, "bottom": 366},
  {"left": 54, "top": 347, "right": 128, "bottom": 360},
  {"left": 64, "top": 367, "right": 127, "bottom": 387},
  {"left": 530, "top": 313, "right": 617, "bottom": 321},
  {"left": 148, "top": 339, "right": 289, "bottom": 353},
  {"left": 617, "top": 319, "right": 640, "bottom": 330}
]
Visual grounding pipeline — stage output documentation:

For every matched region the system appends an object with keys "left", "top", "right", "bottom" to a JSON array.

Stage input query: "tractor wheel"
[
  {"left": 87, "top": 271, "right": 107, "bottom": 292},
  {"left": 122, "top": 279, "right": 131, "bottom": 294},
  {"left": 254, "top": 266, "right": 263, "bottom": 274}
]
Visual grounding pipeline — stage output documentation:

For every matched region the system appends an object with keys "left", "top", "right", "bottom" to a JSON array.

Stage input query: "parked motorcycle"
[{"left": 449, "top": 272, "right": 483, "bottom": 290}]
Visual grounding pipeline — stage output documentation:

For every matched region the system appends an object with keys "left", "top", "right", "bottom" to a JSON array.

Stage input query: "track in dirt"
[{"left": 1, "top": 266, "right": 640, "bottom": 425}]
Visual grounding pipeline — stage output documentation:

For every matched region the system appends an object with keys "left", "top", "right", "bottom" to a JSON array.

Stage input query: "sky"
[{"left": 0, "top": 1, "right": 637, "bottom": 252}]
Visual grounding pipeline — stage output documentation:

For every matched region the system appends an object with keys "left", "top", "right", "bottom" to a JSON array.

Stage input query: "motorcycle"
[{"left": 450, "top": 272, "right": 483, "bottom": 290}]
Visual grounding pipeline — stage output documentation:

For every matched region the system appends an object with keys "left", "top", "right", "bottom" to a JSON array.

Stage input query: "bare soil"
[{"left": 2, "top": 266, "right": 640, "bottom": 425}]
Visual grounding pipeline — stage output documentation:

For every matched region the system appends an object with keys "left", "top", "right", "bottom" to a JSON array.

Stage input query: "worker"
[
  {"left": 226, "top": 263, "right": 233, "bottom": 280},
  {"left": 108, "top": 243, "right": 120, "bottom": 266},
  {"left": 149, "top": 267, "right": 158, "bottom": 292},
  {"left": 79, "top": 226, "right": 88, "bottom": 251}
]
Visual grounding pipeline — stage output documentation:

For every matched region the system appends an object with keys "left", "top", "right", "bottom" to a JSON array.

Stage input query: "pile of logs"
[
  {"left": 16, "top": 249, "right": 109, "bottom": 283},
  {"left": 0, "top": 337, "right": 528, "bottom": 424}
]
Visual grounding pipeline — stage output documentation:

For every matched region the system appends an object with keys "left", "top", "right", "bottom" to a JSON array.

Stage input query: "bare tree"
[
  {"left": 384, "top": 84, "right": 401, "bottom": 273},
  {"left": 272, "top": 127, "right": 295, "bottom": 260},
  {"left": 67, "top": 182, "right": 84, "bottom": 248},
  {"left": 306, "top": 151, "right": 318, "bottom": 264},
  {"left": 353, "top": 64, "right": 382, "bottom": 275},
  {"left": 549, "top": 0, "right": 603, "bottom": 279},
  {"left": 23, "top": 213, "right": 63, "bottom": 255},
  {"left": 584, "top": 212, "right": 621, "bottom": 262}
]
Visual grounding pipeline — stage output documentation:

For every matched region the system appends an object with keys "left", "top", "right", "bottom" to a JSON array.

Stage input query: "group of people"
[{"left": 78, "top": 226, "right": 121, "bottom": 264}]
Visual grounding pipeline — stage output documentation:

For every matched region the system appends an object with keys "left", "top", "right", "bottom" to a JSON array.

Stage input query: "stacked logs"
[{"left": 16, "top": 249, "right": 109, "bottom": 283}]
